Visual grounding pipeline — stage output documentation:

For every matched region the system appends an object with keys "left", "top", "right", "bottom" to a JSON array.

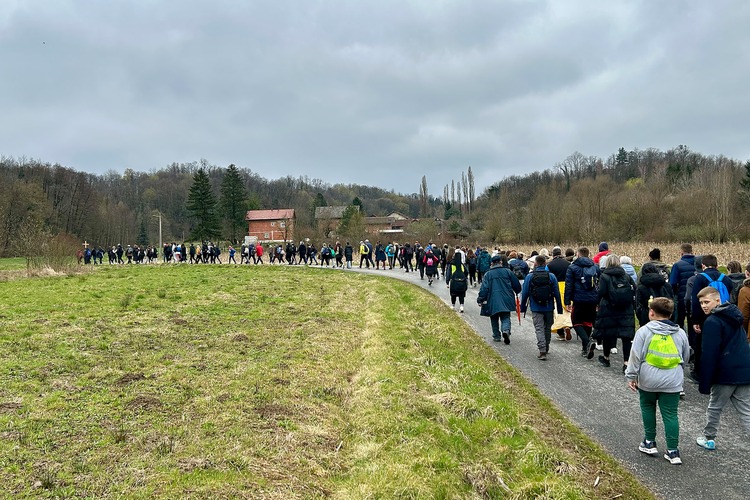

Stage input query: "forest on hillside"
[{"left": 1, "top": 144, "right": 749, "bottom": 257}]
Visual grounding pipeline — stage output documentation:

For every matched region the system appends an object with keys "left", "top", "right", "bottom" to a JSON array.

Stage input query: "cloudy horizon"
[{"left": 1, "top": 1, "right": 749, "bottom": 196}]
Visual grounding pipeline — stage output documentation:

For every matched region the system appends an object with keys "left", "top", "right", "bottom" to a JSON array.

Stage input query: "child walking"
[{"left": 625, "top": 297, "right": 690, "bottom": 464}]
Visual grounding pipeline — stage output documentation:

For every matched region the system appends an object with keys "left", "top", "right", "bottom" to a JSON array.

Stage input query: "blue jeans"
[{"left": 490, "top": 312, "right": 511, "bottom": 338}]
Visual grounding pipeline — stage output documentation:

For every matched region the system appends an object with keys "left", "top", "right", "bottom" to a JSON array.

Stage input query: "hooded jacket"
[
  {"left": 477, "top": 263, "right": 522, "bottom": 314},
  {"left": 564, "top": 257, "right": 600, "bottom": 305},
  {"left": 669, "top": 254, "right": 695, "bottom": 298},
  {"left": 690, "top": 268, "right": 734, "bottom": 326},
  {"left": 594, "top": 266, "right": 636, "bottom": 339},
  {"left": 699, "top": 303, "right": 750, "bottom": 394},
  {"left": 625, "top": 319, "right": 690, "bottom": 393},
  {"left": 636, "top": 265, "right": 676, "bottom": 326}
]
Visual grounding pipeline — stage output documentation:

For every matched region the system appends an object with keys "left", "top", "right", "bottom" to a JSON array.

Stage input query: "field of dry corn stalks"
[{"left": 509, "top": 242, "right": 750, "bottom": 267}]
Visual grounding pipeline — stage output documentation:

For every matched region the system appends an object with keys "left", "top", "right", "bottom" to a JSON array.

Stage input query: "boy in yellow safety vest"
[{"left": 625, "top": 297, "right": 690, "bottom": 465}]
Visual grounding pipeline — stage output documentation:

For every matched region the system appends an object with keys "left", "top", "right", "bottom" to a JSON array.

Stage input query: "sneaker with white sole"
[
  {"left": 664, "top": 449, "right": 682, "bottom": 465},
  {"left": 638, "top": 439, "right": 659, "bottom": 456},
  {"left": 696, "top": 436, "right": 716, "bottom": 450},
  {"left": 610, "top": 347, "right": 618, "bottom": 355},
  {"left": 459, "top": 305, "right": 464, "bottom": 313}
]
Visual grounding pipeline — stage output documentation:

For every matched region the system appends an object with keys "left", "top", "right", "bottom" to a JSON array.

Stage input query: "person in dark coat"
[
  {"left": 565, "top": 247, "right": 601, "bottom": 356},
  {"left": 477, "top": 254, "right": 522, "bottom": 344},
  {"left": 669, "top": 243, "right": 696, "bottom": 331},
  {"left": 548, "top": 246, "right": 572, "bottom": 340},
  {"left": 423, "top": 249, "right": 439, "bottom": 285},
  {"left": 476, "top": 247, "right": 491, "bottom": 283},
  {"left": 695, "top": 286, "right": 750, "bottom": 450},
  {"left": 593, "top": 253, "right": 636, "bottom": 371},
  {"left": 636, "top": 263, "right": 676, "bottom": 326},
  {"left": 445, "top": 252, "right": 469, "bottom": 312}
]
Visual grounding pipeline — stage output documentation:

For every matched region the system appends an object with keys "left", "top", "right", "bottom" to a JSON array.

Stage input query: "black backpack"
[
  {"left": 728, "top": 275, "right": 744, "bottom": 305},
  {"left": 530, "top": 270, "right": 554, "bottom": 305},
  {"left": 512, "top": 263, "right": 525, "bottom": 281},
  {"left": 608, "top": 273, "right": 634, "bottom": 307}
]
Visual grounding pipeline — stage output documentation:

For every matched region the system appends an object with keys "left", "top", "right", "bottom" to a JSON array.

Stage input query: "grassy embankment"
[{"left": 0, "top": 263, "right": 654, "bottom": 498}]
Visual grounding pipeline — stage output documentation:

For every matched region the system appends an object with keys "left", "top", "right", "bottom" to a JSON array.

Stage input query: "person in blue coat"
[
  {"left": 477, "top": 247, "right": 491, "bottom": 283},
  {"left": 695, "top": 286, "right": 750, "bottom": 450},
  {"left": 478, "top": 254, "right": 522, "bottom": 344},
  {"left": 521, "top": 255, "right": 563, "bottom": 360}
]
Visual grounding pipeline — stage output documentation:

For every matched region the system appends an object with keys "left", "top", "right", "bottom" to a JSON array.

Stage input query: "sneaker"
[
  {"left": 696, "top": 436, "right": 716, "bottom": 450},
  {"left": 664, "top": 449, "right": 682, "bottom": 465},
  {"left": 565, "top": 328, "right": 572, "bottom": 341},
  {"left": 680, "top": 390, "right": 685, "bottom": 399},
  {"left": 537, "top": 352, "right": 547, "bottom": 361},
  {"left": 598, "top": 355, "right": 610, "bottom": 367},
  {"left": 502, "top": 332, "right": 510, "bottom": 345},
  {"left": 622, "top": 364, "right": 627, "bottom": 374},
  {"left": 594, "top": 343, "right": 602, "bottom": 350},
  {"left": 638, "top": 439, "right": 659, "bottom": 456},
  {"left": 580, "top": 349, "right": 588, "bottom": 357},
  {"left": 586, "top": 340, "right": 597, "bottom": 359},
  {"left": 459, "top": 305, "right": 464, "bottom": 313},
  {"left": 611, "top": 347, "right": 618, "bottom": 355}
]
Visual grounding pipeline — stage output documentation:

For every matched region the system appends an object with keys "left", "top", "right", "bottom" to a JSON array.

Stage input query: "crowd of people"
[{"left": 474, "top": 241, "right": 750, "bottom": 466}]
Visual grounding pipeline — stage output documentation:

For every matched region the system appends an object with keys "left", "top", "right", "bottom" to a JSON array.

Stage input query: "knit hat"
[
  {"left": 491, "top": 254, "right": 503, "bottom": 264},
  {"left": 598, "top": 242, "right": 609, "bottom": 252},
  {"left": 649, "top": 248, "right": 661, "bottom": 261}
]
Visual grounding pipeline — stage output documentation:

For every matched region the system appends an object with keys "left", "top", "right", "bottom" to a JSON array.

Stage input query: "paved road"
[{"left": 352, "top": 265, "right": 750, "bottom": 499}]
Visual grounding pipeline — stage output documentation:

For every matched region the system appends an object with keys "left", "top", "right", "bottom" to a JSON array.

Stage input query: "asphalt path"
[{"left": 350, "top": 264, "right": 750, "bottom": 499}]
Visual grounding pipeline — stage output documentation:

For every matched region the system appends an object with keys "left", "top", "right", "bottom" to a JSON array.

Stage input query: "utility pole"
[{"left": 153, "top": 212, "right": 162, "bottom": 250}]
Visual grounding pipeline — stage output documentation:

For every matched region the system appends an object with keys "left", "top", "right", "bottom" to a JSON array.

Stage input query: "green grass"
[
  {"left": 0, "top": 265, "right": 654, "bottom": 498},
  {"left": 0, "top": 257, "right": 26, "bottom": 271}
]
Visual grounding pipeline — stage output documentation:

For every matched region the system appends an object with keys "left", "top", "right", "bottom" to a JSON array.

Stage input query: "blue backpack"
[{"left": 701, "top": 272, "right": 730, "bottom": 303}]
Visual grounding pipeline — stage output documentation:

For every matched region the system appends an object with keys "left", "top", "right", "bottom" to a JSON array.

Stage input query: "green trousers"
[{"left": 639, "top": 389, "right": 681, "bottom": 450}]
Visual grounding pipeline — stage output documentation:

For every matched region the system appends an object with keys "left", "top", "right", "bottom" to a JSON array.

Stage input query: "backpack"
[
  {"left": 529, "top": 270, "right": 554, "bottom": 306},
  {"left": 728, "top": 275, "right": 744, "bottom": 305},
  {"left": 608, "top": 273, "right": 633, "bottom": 307},
  {"left": 645, "top": 332, "right": 681, "bottom": 369},
  {"left": 581, "top": 265, "right": 599, "bottom": 291},
  {"left": 701, "top": 272, "right": 730, "bottom": 303},
  {"left": 511, "top": 262, "right": 525, "bottom": 281},
  {"left": 451, "top": 264, "right": 467, "bottom": 283},
  {"left": 426, "top": 257, "right": 435, "bottom": 267},
  {"left": 322, "top": 247, "right": 330, "bottom": 257}
]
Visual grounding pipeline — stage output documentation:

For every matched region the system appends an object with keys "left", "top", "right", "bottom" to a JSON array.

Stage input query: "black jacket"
[
  {"left": 594, "top": 267, "right": 636, "bottom": 340},
  {"left": 547, "top": 256, "right": 570, "bottom": 282},
  {"left": 699, "top": 303, "right": 750, "bottom": 394},
  {"left": 636, "top": 266, "right": 676, "bottom": 326}
]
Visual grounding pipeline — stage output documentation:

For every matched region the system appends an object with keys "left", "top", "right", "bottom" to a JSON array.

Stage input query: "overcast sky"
[{"left": 2, "top": 1, "right": 749, "bottom": 196}]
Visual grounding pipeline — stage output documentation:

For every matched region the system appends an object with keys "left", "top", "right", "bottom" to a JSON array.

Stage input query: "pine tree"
[
  {"left": 137, "top": 217, "right": 149, "bottom": 246},
  {"left": 219, "top": 164, "right": 247, "bottom": 243},
  {"left": 186, "top": 168, "right": 221, "bottom": 242}
]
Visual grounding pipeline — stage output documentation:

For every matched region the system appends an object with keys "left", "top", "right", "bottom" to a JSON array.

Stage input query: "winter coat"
[
  {"left": 621, "top": 263, "right": 638, "bottom": 283},
  {"left": 625, "top": 319, "right": 690, "bottom": 393},
  {"left": 344, "top": 244, "right": 353, "bottom": 259},
  {"left": 477, "top": 264, "right": 522, "bottom": 315},
  {"left": 424, "top": 252, "right": 439, "bottom": 277},
  {"left": 446, "top": 262, "right": 469, "bottom": 295},
  {"left": 690, "top": 268, "right": 734, "bottom": 327},
  {"left": 508, "top": 258, "right": 529, "bottom": 278},
  {"left": 594, "top": 266, "right": 636, "bottom": 340},
  {"left": 520, "top": 267, "right": 563, "bottom": 314},
  {"left": 547, "top": 256, "right": 570, "bottom": 283},
  {"left": 636, "top": 265, "right": 676, "bottom": 326},
  {"left": 477, "top": 250, "right": 491, "bottom": 273},
  {"left": 699, "top": 303, "right": 750, "bottom": 394},
  {"left": 593, "top": 250, "right": 610, "bottom": 266},
  {"left": 564, "top": 257, "right": 600, "bottom": 305},
  {"left": 669, "top": 254, "right": 695, "bottom": 298},
  {"left": 739, "top": 278, "right": 750, "bottom": 339}
]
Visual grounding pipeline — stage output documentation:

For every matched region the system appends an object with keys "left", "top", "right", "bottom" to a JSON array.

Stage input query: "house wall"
[{"left": 247, "top": 219, "right": 295, "bottom": 242}]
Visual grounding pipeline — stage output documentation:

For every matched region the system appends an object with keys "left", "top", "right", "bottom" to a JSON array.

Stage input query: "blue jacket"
[
  {"left": 690, "top": 268, "right": 734, "bottom": 326},
  {"left": 564, "top": 257, "right": 600, "bottom": 305},
  {"left": 477, "top": 264, "right": 521, "bottom": 314},
  {"left": 508, "top": 258, "right": 529, "bottom": 277},
  {"left": 477, "top": 250, "right": 491, "bottom": 273},
  {"left": 699, "top": 303, "right": 750, "bottom": 394},
  {"left": 669, "top": 254, "right": 695, "bottom": 298},
  {"left": 521, "top": 267, "right": 563, "bottom": 314}
]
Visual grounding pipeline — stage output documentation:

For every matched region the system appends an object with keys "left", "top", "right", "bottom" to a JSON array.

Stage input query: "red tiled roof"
[{"left": 245, "top": 209, "right": 295, "bottom": 221}]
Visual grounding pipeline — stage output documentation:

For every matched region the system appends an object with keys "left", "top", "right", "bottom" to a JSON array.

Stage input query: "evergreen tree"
[
  {"left": 219, "top": 164, "right": 248, "bottom": 243},
  {"left": 137, "top": 217, "right": 149, "bottom": 246},
  {"left": 186, "top": 168, "right": 221, "bottom": 242}
]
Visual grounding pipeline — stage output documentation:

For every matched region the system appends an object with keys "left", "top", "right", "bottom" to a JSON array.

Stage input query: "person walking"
[
  {"left": 445, "top": 252, "right": 469, "bottom": 313},
  {"left": 593, "top": 253, "right": 636, "bottom": 372},
  {"left": 520, "top": 254, "right": 563, "bottom": 360},
  {"left": 695, "top": 286, "right": 750, "bottom": 451},
  {"left": 478, "top": 254, "right": 522, "bottom": 344},
  {"left": 565, "top": 247, "right": 601, "bottom": 357},
  {"left": 626, "top": 297, "right": 690, "bottom": 465}
]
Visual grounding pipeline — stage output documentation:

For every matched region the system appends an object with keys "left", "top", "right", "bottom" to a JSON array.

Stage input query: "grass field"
[{"left": 0, "top": 264, "right": 653, "bottom": 498}]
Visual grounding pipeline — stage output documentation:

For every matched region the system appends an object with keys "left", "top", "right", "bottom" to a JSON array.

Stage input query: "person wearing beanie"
[
  {"left": 593, "top": 242, "right": 610, "bottom": 266},
  {"left": 641, "top": 248, "right": 670, "bottom": 284}
]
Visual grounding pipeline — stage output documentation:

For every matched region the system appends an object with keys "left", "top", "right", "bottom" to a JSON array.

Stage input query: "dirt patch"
[
  {"left": 256, "top": 403, "right": 292, "bottom": 421},
  {"left": 216, "top": 393, "right": 231, "bottom": 403},
  {"left": 177, "top": 457, "right": 214, "bottom": 472},
  {"left": 232, "top": 334, "right": 249, "bottom": 342},
  {"left": 0, "top": 402, "right": 22, "bottom": 413},
  {"left": 126, "top": 395, "right": 162, "bottom": 411},
  {"left": 271, "top": 378, "right": 290, "bottom": 386},
  {"left": 116, "top": 372, "right": 146, "bottom": 386}
]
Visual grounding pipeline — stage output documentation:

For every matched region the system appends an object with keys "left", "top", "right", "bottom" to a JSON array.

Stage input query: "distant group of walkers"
[{"left": 473, "top": 241, "right": 750, "bottom": 466}]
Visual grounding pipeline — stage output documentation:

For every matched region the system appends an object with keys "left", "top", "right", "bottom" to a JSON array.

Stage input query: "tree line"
[{"left": 1, "top": 145, "right": 749, "bottom": 258}]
